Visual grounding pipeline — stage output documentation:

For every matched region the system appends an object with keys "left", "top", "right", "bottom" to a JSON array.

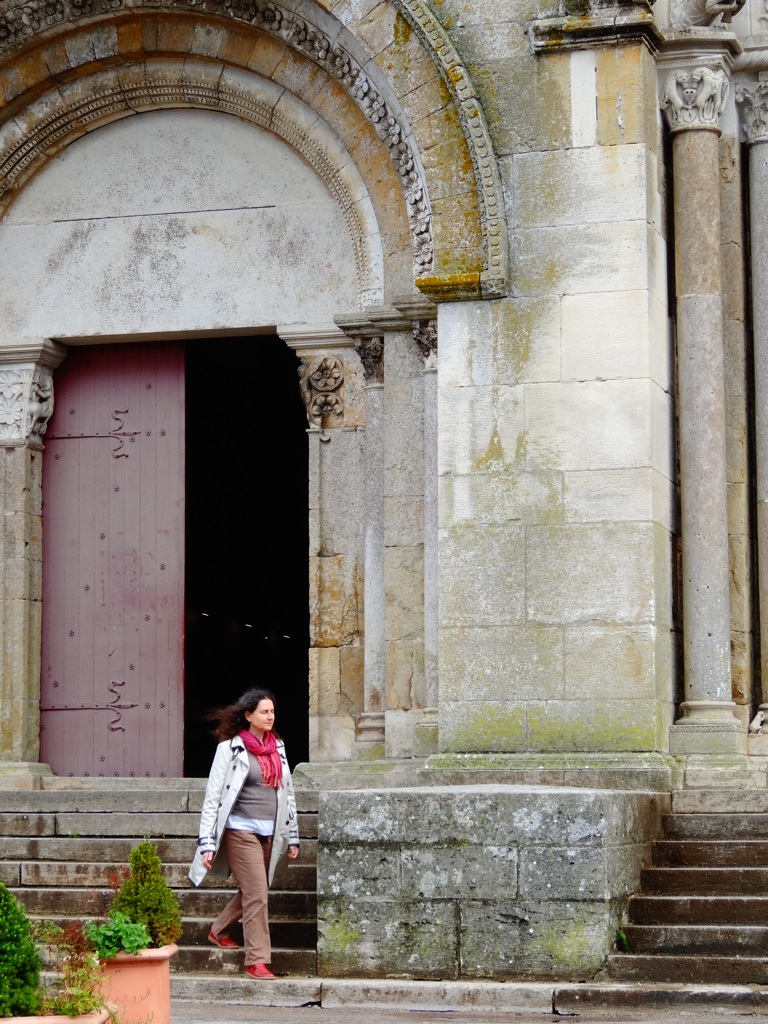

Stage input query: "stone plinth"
[{"left": 317, "top": 785, "right": 667, "bottom": 980}]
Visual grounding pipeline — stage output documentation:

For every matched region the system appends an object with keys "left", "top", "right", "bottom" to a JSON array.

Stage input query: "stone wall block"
[
  {"left": 317, "top": 845, "right": 401, "bottom": 898},
  {"left": 438, "top": 384, "right": 524, "bottom": 478},
  {"left": 563, "top": 468, "right": 653, "bottom": 524},
  {"left": 439, "top": 625, "right": 563, "bottom": 702},
  {"left": 383, "top": 495, "right": 424, "bottom": 548},
  {"left": 438, "top": 700, "right": 527, "bottom": 753},
  {"left": 726, "top": 402, "right": 748, "bottom": 484},
  {"left": 512, "top": 221, "right": 648, "bottom": 298},
  {"left": 310, "top": 646, "right": 342, "bottom": 717},
  {"left": 514, "top": 145, "right": 646, "bottom": 229},
  {"left": 472, "top": 53, "right": 570, "bottom": 158},
  {"left": 309, "top": 553, "right": 361, "bottom": 647},
  {"left": 385, "top": 637, "right": 424, "bottom": 712},
  {"left": 339, "top": 644, "right": 364, "bottom": 716},
  {"left": 527, "top": 699, "right": 657, "bottom": 752},
  {"left": 384, "top": 546, "right": 424, "bottom": 641},
  {"left": 439, "top": 522, "right": 525, "bottom": 627},
  {"left": 460, "top": 899, "right": 616, "bottom": 979},
  {"left": 401, "top": 846, "right": 518, "bottom": 901},
  {"left": 438, "top": 471, "right": 563, "bottom": 530},
  {"left": 525, "top": 379, "right": 650, "bottom": 473},
  {"left": 318, "top": 897, "right": 459, "bottom": 978},
  {"left": 564, "top": 625, "right": 655, "bottom": 701},
  {"left": 561, "top": 290, "right": 650, "bottom": 382},
  {"left": 518, "top": 845, "right": 608, "bottom": 900},
  {"left": 525, "top": 523, "right": 654, "bottom": 625},
  {"left": 309, "top": 714, "right": 354, "bottom": 762},
  {"left": 596, "top": 45, "right": 651, "bottom": 147},
  {"left": 438, "top": 297, "right": 561, "bottom": 391}
]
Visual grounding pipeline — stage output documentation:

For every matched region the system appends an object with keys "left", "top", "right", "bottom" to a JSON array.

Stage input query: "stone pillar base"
[
  {"left": 414, "top": 707, "right": 438, "bottom": 756},
  {"left": 353, "top": 712, "right": 385, "bottom": 760},
  {"left": 0, "top": 761, "right": 52, "bottom": 790},
  {"left": 669, "top": 701, "right": 747, "bottom": 754}
]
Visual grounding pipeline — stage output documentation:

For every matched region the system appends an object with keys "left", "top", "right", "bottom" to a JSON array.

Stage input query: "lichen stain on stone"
[
  {"left": 527, "top": 920, "right": 603, "bottom": 973},
  {"left": 393, "top": 12, "right": 412, "bottom": 48},
  {"left": 474, "top": 426, "right": 505, "bottom": 472}
]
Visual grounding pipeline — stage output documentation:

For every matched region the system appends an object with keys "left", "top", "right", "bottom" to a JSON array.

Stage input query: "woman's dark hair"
[{"left": 209, "top": 688, "right": 278, "bottom": 742}]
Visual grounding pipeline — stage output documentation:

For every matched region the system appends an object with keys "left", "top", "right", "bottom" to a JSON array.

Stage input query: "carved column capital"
[
  {"left": 660, "top": 59, "right": 730, "bottom": 132},
  {"left": 355, "top": 336, "right": 385, "bottom": 385},
  {"left": 736, "top": 78, "right": 768, "bottom": 144},
  {"left": 0, "top": 339, "right": 67, "bottom": 445},
  {"left": 413, "top": 320, "right": 437, "bottom": 370}
]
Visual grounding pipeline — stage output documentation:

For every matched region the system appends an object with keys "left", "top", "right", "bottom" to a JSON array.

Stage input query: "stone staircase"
[
  {"left": 0, "top": 779, "right": 318, "bottom": 981},
  {"left": 600, "top": 789, "right": 768, "bottom": 984}
]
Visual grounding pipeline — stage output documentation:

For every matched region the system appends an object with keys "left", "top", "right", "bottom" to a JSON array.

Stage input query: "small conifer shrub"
[
  {"left": 0, "top": 880, "right": 40, "bottom": 1017},
  {"left": 112, "top": 841, "right": 182, "bottom": 948}
]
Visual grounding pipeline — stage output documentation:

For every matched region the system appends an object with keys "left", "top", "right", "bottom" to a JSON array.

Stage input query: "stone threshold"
[{"left": 170, "top": 976, "right": 768, "bottom": 1014}]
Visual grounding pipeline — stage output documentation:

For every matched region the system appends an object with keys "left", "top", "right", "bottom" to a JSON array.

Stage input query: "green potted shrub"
[
  {"left": 98, "top": 842, "right": 182, "bottom": 1024},
  {"left": 0, "top": 880, "right": 42, "bottom": 1019},
  {"left": 0, "top": 881, "right": 110, "bottom": 1024}
]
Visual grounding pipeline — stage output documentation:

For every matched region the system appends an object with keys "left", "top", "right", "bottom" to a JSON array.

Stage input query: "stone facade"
[{"left": 0, "top": 0, "right": 766, "bottom": 981}]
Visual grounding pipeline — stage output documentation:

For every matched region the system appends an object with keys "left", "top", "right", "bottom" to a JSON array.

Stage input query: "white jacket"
[{"left": 188, "top": 736, "right": 299, "bottom": 888}]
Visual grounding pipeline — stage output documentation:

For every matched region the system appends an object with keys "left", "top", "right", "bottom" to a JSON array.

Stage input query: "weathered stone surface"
[
  {"left": 526, "top": 523, "right": 654, "bottom": 625},
  {"left": 440, "top": 625, "right": 564, "bottom": 702},
  {"left": 460, "top": 899, "right": 615, "bottom": 979},
  {"left": 564, "top": 625, "right": 655, "bottom": 701},
  {"left": 317, "top": 787, "right": 663, "bottom": 979},
  {"left": 319, "top": 897, "right": 459, "bottom": 978},
  {"left": 439, "top": 523, "right": 525, "bottom": 627}
]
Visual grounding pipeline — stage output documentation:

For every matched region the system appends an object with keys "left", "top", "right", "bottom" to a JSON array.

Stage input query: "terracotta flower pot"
[
  {"left": 8, "top": 1013, "right": 110, "bottom": 1024},
  {"left": 100, "top": 943, "right": 178, "bottom": 1024}
]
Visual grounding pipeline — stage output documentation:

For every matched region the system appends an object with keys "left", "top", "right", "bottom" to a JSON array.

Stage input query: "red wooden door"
[{"left": 41, "top": 343, "right": 185, "bottom": 777}]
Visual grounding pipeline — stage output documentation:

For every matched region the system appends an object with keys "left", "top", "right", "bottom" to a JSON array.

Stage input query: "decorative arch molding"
[
  {"left": 0, "top": 58, "right": 386, "bottom": 305},
  {"left": 0, "top": 0, "right": 510, "bottom": 298},
  {"left": 390, "top": 0, "right": 508, "bottom": 299}
]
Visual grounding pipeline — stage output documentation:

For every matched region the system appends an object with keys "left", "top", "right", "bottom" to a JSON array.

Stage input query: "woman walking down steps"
[{"left": 189, "top": 688, "right": 300, "bottom": 980}]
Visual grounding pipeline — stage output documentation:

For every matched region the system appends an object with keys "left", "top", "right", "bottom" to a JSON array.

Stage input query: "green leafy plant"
[
  {"left": 32, "top": 920, "right": 106, "bottom": 1018},
  {"left": 112, "top": 841, "right": 182, "bottom": 948},
  {"left": 85, "top": 911, "right": 151, "bottom": 961},
  {"left": 0, "top": 880, "right": 41, "bottom": 1017},
  {"left": 616, "top": 926, "right": 630, "bottom": 954}
]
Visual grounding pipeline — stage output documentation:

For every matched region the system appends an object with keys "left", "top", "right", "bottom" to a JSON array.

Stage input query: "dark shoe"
[
  {"left": 208, "top": 930, "right": 238, "bottom": 949},
  {"left": 246, "top": 963, "right": 275, "bottom": 980}
]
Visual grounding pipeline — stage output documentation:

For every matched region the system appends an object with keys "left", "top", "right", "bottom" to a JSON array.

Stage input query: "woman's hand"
[
  {"left": 201, "top": 851, "right": 214, "bottom": 871},
  {"left": 287, "top": 845, "right": 299, "bottom": 860}
]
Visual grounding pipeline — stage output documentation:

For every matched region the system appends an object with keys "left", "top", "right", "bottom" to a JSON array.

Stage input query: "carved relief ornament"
[
  {"left": 298, "top": 355, "right": 345, "bottom": 429},
  {"left": 736, "top": 81, "right": 768, "bottom": 143},
  {"left": 413, "top": 319, "right": 437, "bottom": 369},
  {"left": 355, "top": 337, "right": 384, "bottom": 385},
  {"left": 670, "top": 0, "right": 745, "bottom": 28},
  {"left": 660, "top": 63, "right": 730, "bottom": 131},
  {"left": 0, "top": 365, "right": 54, "bottom": 442}
]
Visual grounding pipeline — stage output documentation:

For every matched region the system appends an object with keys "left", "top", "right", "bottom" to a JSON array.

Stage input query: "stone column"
[
  {"left": 395, "top": 297, "right": 439, "bottom": 755},
  {"left": 334, "top": 314, "right": 387, "bottom": 755},
  {"left": 0, "top": 338, "right": 66, "bottom": 787},
  {"left": 660, "top": 48, "right": 744, "bottom": 752},
  {"left": 736, "top": 77, "right": 768, "bottom": 713},
  {"left": 278, "top": 325, "right": 365, "bottom": 762}
]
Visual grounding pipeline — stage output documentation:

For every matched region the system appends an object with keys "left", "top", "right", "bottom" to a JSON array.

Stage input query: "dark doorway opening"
[{"left": 184, "top": 336, "right": 309, "bottom": 776}]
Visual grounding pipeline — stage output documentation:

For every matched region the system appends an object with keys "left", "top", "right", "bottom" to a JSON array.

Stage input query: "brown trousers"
[{"left": 210, "top": 829, "right": 273, "bottom": 966}]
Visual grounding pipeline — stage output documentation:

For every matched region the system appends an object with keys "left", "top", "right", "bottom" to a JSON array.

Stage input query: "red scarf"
[{"left": 238, "top": 729, "right": 282, "bottom": 789}]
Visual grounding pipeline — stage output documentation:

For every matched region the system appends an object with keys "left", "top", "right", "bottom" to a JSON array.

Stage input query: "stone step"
[
  {"left": 0, "top": 810, "right": 318, "bottom": 840},
  {"left": 554, "top": 982, "right": 768, "bottom": 1014},
  {"left": 13, "top": 886, "right": 317, "bottom": 919},
  {"left": 3, "top": 859, "right": 316, "bottom": 891},
  {"left": 0, "top": 835, "right": 318, "bottom": 863},
  {"left": 169, "top": 975, "right": 322, "bottom": 1004},
  {"left": 623, "top": 925, "right": 768, "bottom": 956},
  {"left": 171, "top": 945, "right": 316, "bottom": 975},
  {"left": 672, "top": 790, "right": 768, "bottom": 814},
  {"left": 180, "top": 917, "right": 316, "bottom": 948},
  {"left": 652, "top": 839, "right": 768, "bottom": 867},
  {"left": 663, "top": 813, "right": 768, "bottom": 840},
  {"left": 1, "top": 791, "right": 194, "bottom": 813},
  {"left": 629, "top": 895, "right": 768, "bottom": 926},
  {"left": 640, "top": 866, "right": 768, "bottom": 895},
  {"left": 602, "top": 954, "right": 768, "bottom": 984}
]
